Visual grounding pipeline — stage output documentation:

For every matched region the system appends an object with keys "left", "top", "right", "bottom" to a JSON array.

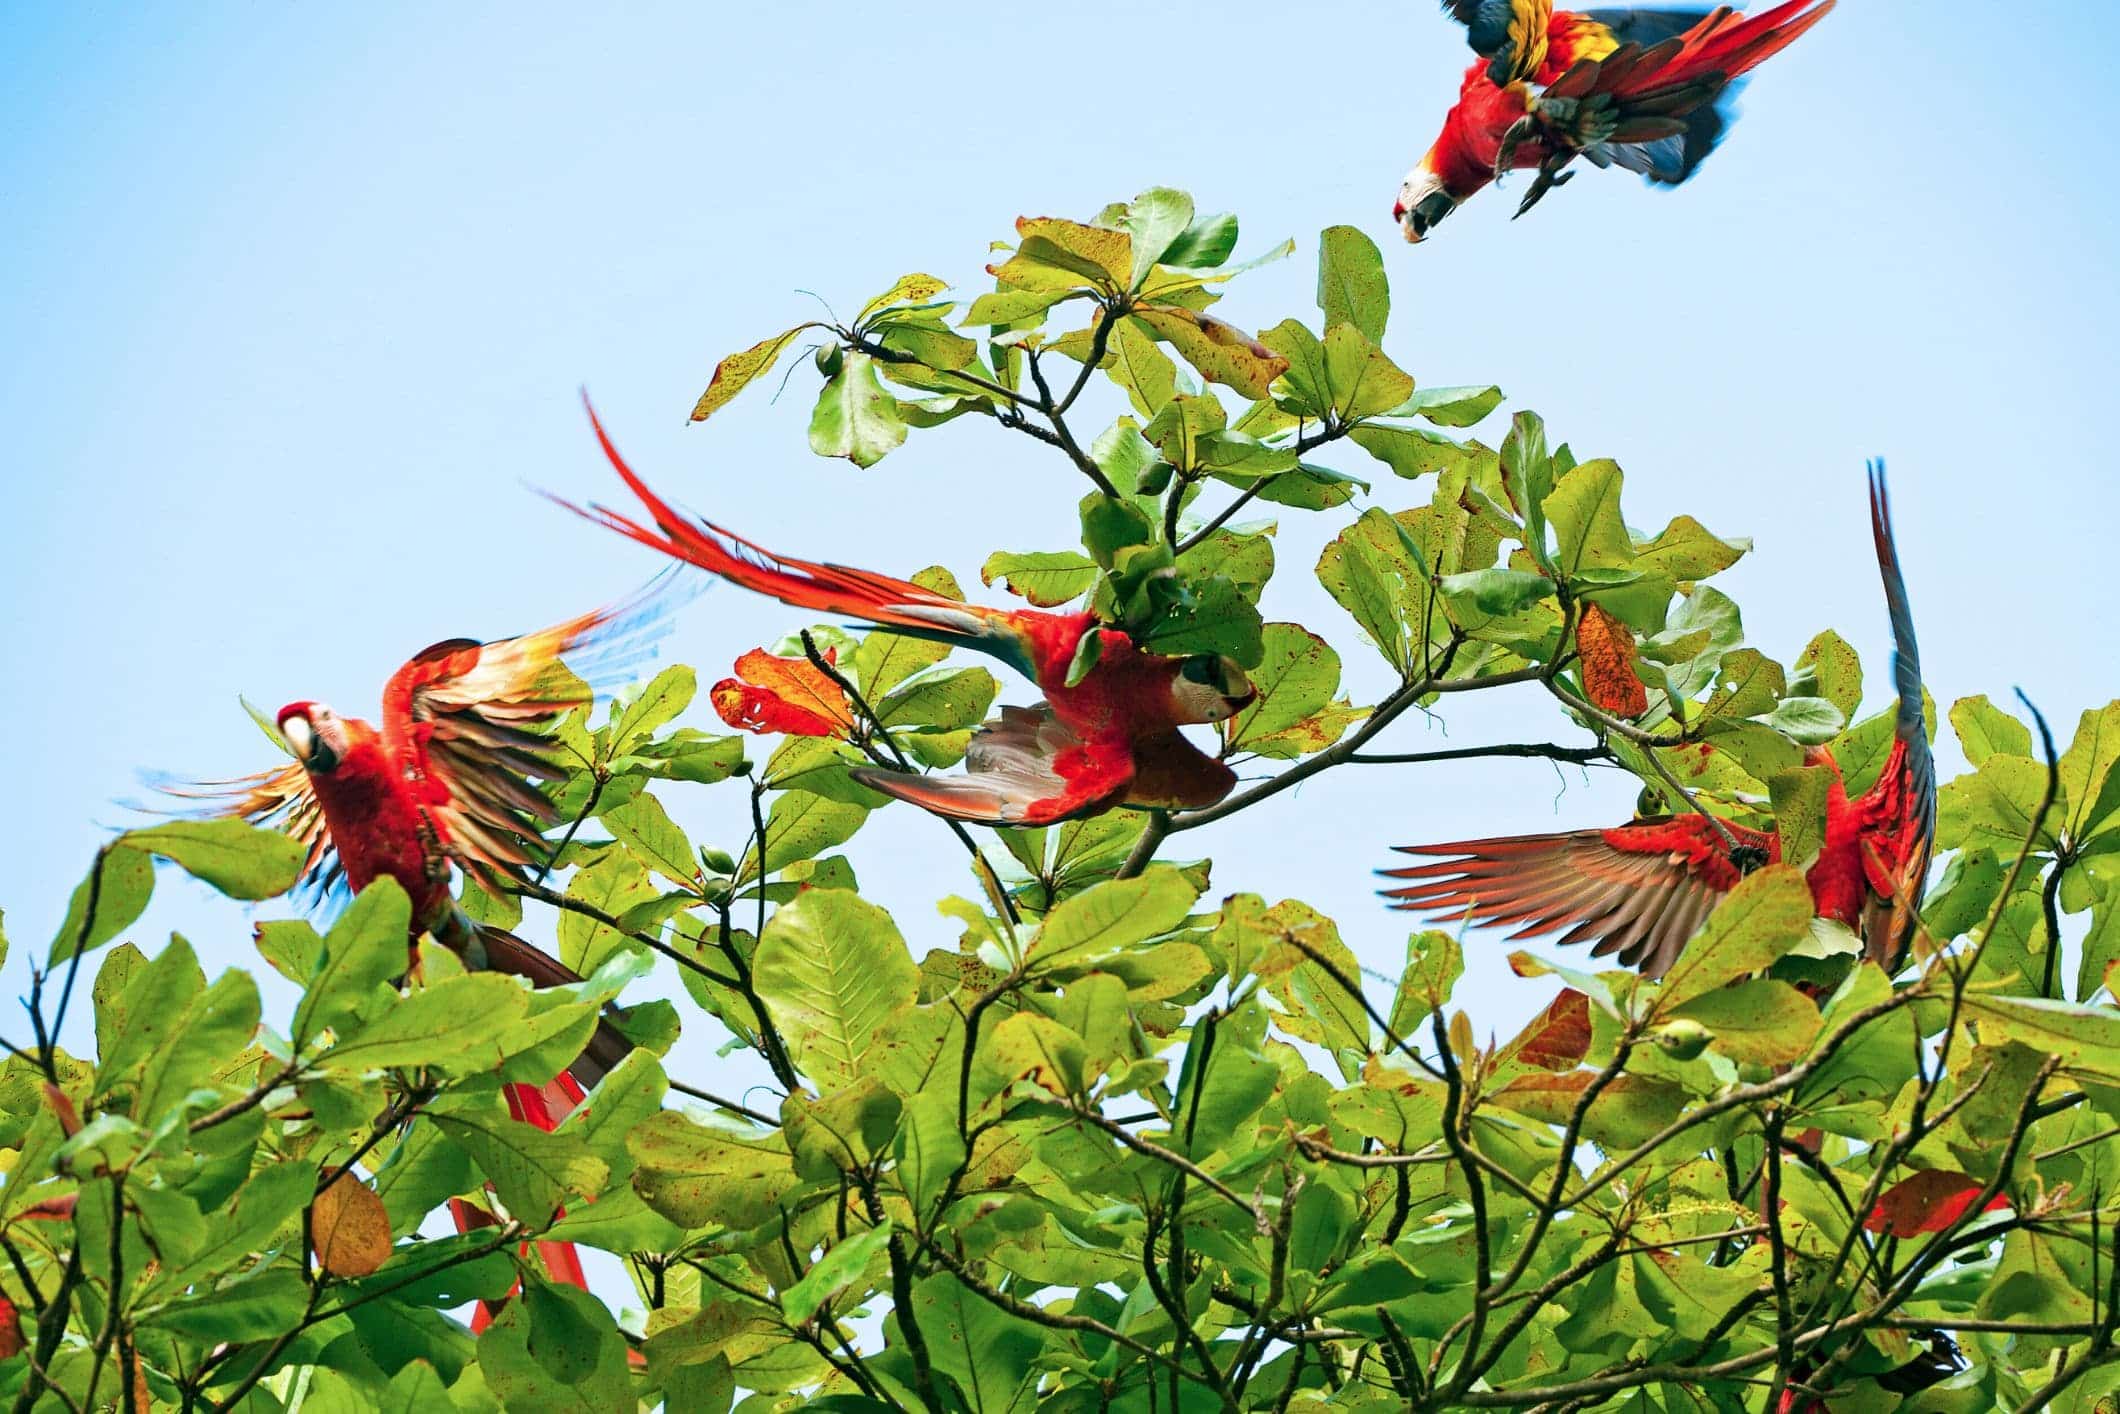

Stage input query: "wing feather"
[
  {"left": 1380, "top": 817, "right": 1772, "bottom": 978},
  {"left": 850, "top": 704, "right": 1135, "bottom": 826}
]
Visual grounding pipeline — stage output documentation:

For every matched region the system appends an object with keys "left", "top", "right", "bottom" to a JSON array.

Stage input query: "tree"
[{"left": 1, "top": 187, "right": 2117, "bottom": 1413}]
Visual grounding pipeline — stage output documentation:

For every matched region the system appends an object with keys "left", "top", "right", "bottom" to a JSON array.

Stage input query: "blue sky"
[{"left": 4, "top": 2, "right": 2116, "bottom": 1117}]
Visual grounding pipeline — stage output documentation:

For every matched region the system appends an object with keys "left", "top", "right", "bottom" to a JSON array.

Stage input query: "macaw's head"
[
  {"left": 1171, "top": 655, "right": 1257, "bottom": 725},
  {"left": 1393, "top": 154, "right": 1460, "bottom": 244},
  {"left": 277, "top": 701, "right": 349, "bottom": 775}
]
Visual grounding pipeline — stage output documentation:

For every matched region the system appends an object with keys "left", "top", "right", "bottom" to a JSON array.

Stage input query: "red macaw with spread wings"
[
  {"left": 167, "top": 588, "right": 668, "bottom": 1319},
  {"left": 1395, "top": 0, "right": 1835, "bottom": 241},
  {"left": 555, "top": 402, "right": 1257, "bottom": 827},
  {"left": 1382, "top": 464, "right": 1935, "bottom": 979}
]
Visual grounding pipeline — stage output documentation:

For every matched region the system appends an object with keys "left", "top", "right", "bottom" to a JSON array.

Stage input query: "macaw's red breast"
[
  {"left": 300, "top": 718, "right": 454, "bottom": 926},
  {"left": 1024, "top": 621, "right": 1191, "bottom": 746}
]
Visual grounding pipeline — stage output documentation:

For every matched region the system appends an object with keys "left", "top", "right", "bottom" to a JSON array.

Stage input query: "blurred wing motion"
[
  {"left": 850, "top": 705, "right": 1134, "bottom": 826},
  {"left": 1381, "top": 816, "right": 1774, "bottom": 979},
  {"left": 156, "top": 760, "right": 341, "bottom": 902},
  {"left": 379, "top": 578, "right": 674, "bottom": 893},
  {"left": 1858, "top": 461, "right": 1936, "bottom": 967},
  {"left": 555, "top": 397, "right": 1046, "bottom": 683}
]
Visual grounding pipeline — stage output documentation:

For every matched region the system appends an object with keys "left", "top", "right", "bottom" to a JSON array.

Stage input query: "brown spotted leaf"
[
  {"left": 311, "top": 1172, "right": 392, "bottom": 1278},
  {"left": 1578, "top": 603, "right": 1648, "bottom": 718},
  {"left": 690, "top": 327, "right": 807, "bottom": 423}
]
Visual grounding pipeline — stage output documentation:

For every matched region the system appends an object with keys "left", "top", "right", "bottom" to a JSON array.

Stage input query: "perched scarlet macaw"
[
  {"left": 170, "top": 593, "right": 665, "bottom": 1314},
  {"left": 1394, "top": 0, "right": 1835, "bottom": 242},
  {"left": 1381, "top": 464, "right": 1935, "bottom": 979},
  {"left": 557, "top": 404, "right": 1257, "bottom": 827}
]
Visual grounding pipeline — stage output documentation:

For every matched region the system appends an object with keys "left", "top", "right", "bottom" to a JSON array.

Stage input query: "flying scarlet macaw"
[
  {"left": 556, "top": 403, "right": 1257, "bottom": 827},
  {"left": 1394, "top": 0, "right": 1835, "bottom": 242},
  {"left": 170, "top": 591, "right": 667, "bottom": 1312},
  {"left": 1381, "top": 463, "right": 1934, "bottom": 979}
]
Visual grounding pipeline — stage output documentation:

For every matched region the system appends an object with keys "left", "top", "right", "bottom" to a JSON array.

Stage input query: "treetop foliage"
[{"left": 3, "top": 186, "right": 2119, "bottom": 1412}]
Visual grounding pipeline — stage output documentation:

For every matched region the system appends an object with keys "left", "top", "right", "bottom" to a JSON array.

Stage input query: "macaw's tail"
[
  {"left": 1593, "top": 1, "right": 1835, "bottom": 102},
  {"left": 554, "top": 396, "right": 1046, "bottom": 681},
  {"left": 451, "top": 1071, "right": 592, "bottom": 1333}
]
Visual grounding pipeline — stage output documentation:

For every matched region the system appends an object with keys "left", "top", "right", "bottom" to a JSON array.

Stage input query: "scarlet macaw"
[
  {"left": 557, "top": 405, "right": 1258, "bottom": 827},
  {"left": 171, "top": 593, "right": 665, "bottom": 1314},
  {"left": 1381, "top": 464, "right": 1934, "bottom": 979},
  {"left": 1394, "top": 0, "right": 1835, "bottom": 242}
]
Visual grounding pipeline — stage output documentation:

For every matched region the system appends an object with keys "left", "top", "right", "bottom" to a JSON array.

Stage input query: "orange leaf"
[
  {"left": 311, "top": 1173, "right": 393, "bottom": 1278},
  {"left": 710, "top": 648, "right": 854, "bottom": 738},
  {"left": 1578, "top": 604, "right": 1648, "bottom": 718},
  {"left": 1502, "top": 988, "right": 1593, "bottom": 1071},
  {"left": 1863, "top": 1169, "right": 2009, "bottom": 1237}
]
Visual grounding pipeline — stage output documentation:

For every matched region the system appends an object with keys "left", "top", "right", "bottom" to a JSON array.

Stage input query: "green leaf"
[
  {"left": 1758, "top": 695, "right": 1846, "bottom": 746},
  {"left": 1316, "top": 224, "right": 1389, "bottom": 342},
  {"left": 1126, "top": 187, "right": 1194, "bottom": 290},
  {"left": 1439, "top": 567, "right": 1555, "bottom": 616},
  {"left": 856, "top": 272, "right": 950, "bottom": 324},
  {"left": 478, "top": 1281, "right": 635, "bottom": 1413},
  {"left": 1227, "top": 624, "right": 1340, "bottom": 753},
  {"left": 1348, "top": 423, "right": 1488, "bottom": 482},
  {"left": 1768, "top": 766, "right": 1836, "bottom": 870},
  {"left": 808, "top": 351, "right": 908, "bottom": 468},
  {"left": 2060, "top": 701, "right": 2120, "bottom": 840},
  {"left": 141, "top": 1270, "right": 309, "bottom": 1342},
  {"left": 1958, "top": 993, "right": 2120, "bottom": 1084},
  {"left": 741, "top": 790, "right": 871, "bottom": 883},
  {"left": 753, "top": 889, "right": 916, "bottom": 1090},
  {"left": 781, "top": 1220, "right": 894, "bottom": 1325},
  {"left": 433, "top": 1106, "right": 608, "bottom": 1227},
  {"left": 1631, "top": 515, "right": 1750, "bottom": 581},
  {"left": 628, "top": 1110, "right": 795, "bottom": 1229},
  {"left": 607, "top": 664, "right": 696, "bottom": 752},
  {"left": 602, "top": 789, "right": 699, "bottom": 892},
  {"left": 1545, "top": 458, "right": 1630, "bottom": 578},
  {"left": 1390, "top": 384, "right": 1503, "bottom": 427},
  {"left": 324, "top": 974, "right": 534, "bottom": 1076},
  {"left": 1030, "top": 869, "right": 1201, "bottom": 973},
  {"left": 130, "top": 818, "right": 308, "bottom": 900},
  {"left": 1161, "top": 210, "right": 1239, "bottom": 268},
  {"left": 981, "top": 550, "right": 1098, "bottom": 607},
  {"left": 692, "top": 326, "right": 805, "bottom": 422},
  {"left": 911, "top": 1272, "right": 1043, "bottom": 1413},
  {"left": 293, "top": 878, "right": 412, "bottom": 1046},
  {"left": 1659, "top": 865, "right": 1814, "bottom": 1008},
  {"left": 1795, "top": 630, "right": 1863, "bottom": 720},
  {"left": 1951, "top": 694, "right": 2033, "bottom": 768},
  {"left": 1668, "top": 979, "right": 1819, "bottom": 1065},
  {"left": 49, "top": 843, "right": 154, "bottom": 963},
  {"left": 893, "top": 1090, "right": 966, "bottom": 1219}
]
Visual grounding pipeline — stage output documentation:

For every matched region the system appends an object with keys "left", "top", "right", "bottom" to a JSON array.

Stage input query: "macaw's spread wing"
[
  {"left": 558, "top": 398, "right": 1053, "bottom": 684},
  {"left": 1380, "top": 815, "right": 1775, "bottom": 978},
  {"left": 380, "top": 583, "right": 670, "bottom": 888},
  {"left": 851, "top": 704, "right": 1135, "bottom": 826},
  {"left": 156, "top": 760, "right": 340, "bottom": 901}
]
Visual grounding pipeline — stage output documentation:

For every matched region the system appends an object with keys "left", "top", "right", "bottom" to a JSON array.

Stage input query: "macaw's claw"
[
  {"left": 1512, "top": 163, "right": 1574, "bottom": 219},
  {"left": 1493, "top": 114, "right": 1540, "bottom": 181}
]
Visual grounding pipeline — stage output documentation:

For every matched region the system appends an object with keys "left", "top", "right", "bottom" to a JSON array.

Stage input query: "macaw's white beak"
[{"left": 281, "top": 714, "right": 316, "bottom": 764}]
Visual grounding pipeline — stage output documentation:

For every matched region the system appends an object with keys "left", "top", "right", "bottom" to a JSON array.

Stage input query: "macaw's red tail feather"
[
  {"left": 454, "top": 1073, "right": 594, "bottom": 1330},
  {"left": 1603, "top": 0, "right": 1835, "bottom": 101},
  {"left": 557, "top": 396, "right": 1020, "bottom": 664}
]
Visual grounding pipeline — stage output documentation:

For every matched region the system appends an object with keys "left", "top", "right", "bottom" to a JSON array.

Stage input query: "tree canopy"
[{"left": 3, "top": 187, "right": 2119, "bottom": 1412}]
